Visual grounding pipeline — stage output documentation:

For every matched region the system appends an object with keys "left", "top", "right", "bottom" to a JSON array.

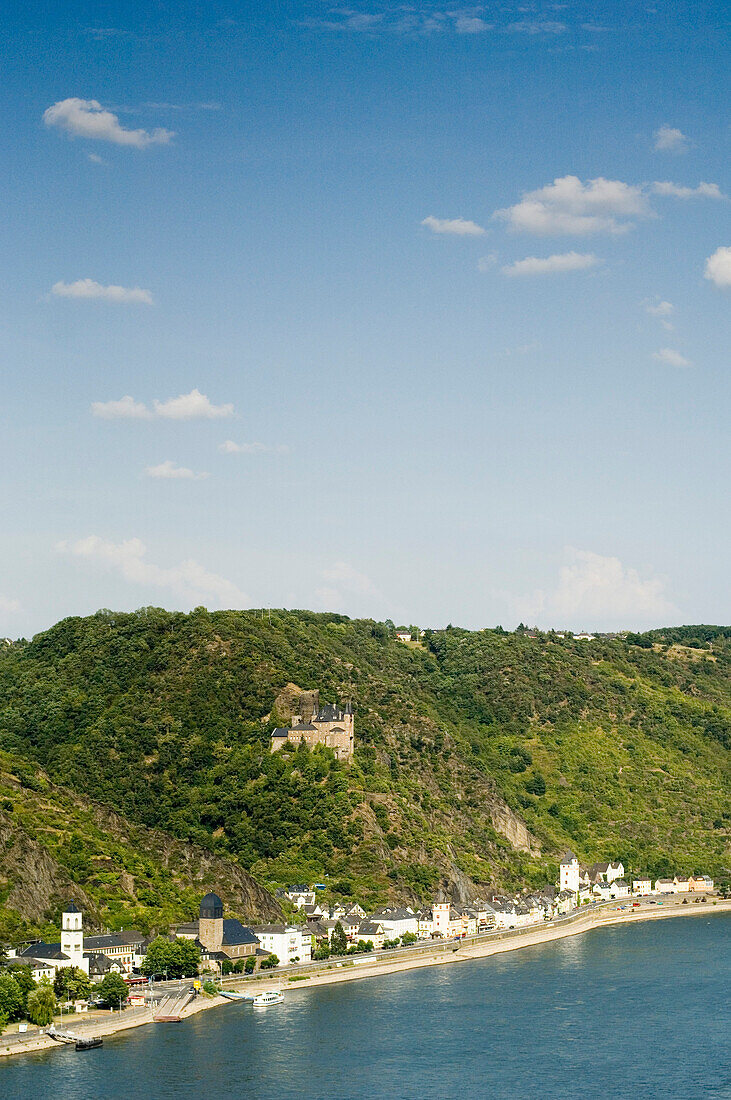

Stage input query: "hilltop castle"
[{"left": 270, "top": 690, "right": 354, "bottom": 761}]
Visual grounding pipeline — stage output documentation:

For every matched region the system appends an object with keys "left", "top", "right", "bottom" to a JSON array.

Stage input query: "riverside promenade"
[{"left": 2, "top": 896, "right": 728, "bottom": 1059}]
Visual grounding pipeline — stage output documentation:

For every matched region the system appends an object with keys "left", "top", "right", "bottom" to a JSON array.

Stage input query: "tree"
[
  {"left": 141, "top": 936, "right": 200, "bottom": 980},
  {"left": 53, "top": 966, "right": 91, "bottom": 1002},
  {"left": 0, "top": 973, "right": 22, "bottom": 1023},
  {"left": 97, "top": 972, "right": 129, "bottom": 1009},
  {"left": 526, "top": 771, "right": 547, "bottom": 796},
  {"left": 260, "top": 954, "right": 279, "bottom": 970},
  {"left": 26, "top": 978, "right": 56, "bottom": 1026},
  {"left": 330, "top": 922, "right": 348, "bottom": 956},
  {"left": 244, "top": 955, "right": 257, "bottom": 973},
  {"left": 400, "top": 932, "right": 417, "bottom": 946},
  {"left": 313, "top": 942, "right": 330, "bottom": 960},
  {"left": 8, "top": 966, "right": 35, "bottom": 1016},
  {"left": 220, "top": 960, "right": 234, "bottom": 976}
]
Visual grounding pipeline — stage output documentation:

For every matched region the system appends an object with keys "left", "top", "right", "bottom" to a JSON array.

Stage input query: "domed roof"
[
  {"left": 200, "top": 891, "right": 224, "bottom": 919},
  {"left": 65, "top": 900, "right": 81, "bottom": 914}
]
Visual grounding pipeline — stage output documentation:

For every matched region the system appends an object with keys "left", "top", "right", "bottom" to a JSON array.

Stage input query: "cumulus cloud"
[
  {"left": 704, "top": 246, "right": 731, "bottom": 288},
  {"left": 218, "top": 440, "right": 288, "bottom": 455},
  {"left": 57, "top": 536, "right": 247, "bottom": 609},
  {"left": 52, "top": 279, "right": 153, "bottom": 304},
  {"left": 502, "top": 251, "right": 600, "bottom": 276},
  {"left": 515, "top": 548, "right": 675, "bottom": 627},
  {"left": 315, "top": 560, "right": 393, "bottom": 617},
  {"left": 0, "top": 595, "right": 22, "bottom": 615},
  {"left": 454, "top": 15, "right": 492, "bottom": 33},
  {"left": 653, "top": 125, "right": 687, "bottom": 152},
  {"left": 92, "top": 389, "right": 234, "bottom": 420},
  {"left": 43, "top": 98, "right": 173, "bottom": 148},
  {"left": 494, "top": 175, "right": 649, "bottom": 236},
  {"left": 653, "top": 348, "right": 692, "bottom": 368},
  {"left": 652, "top": 181, "right": 725, "bottom": 199},
  {"left": 506, "top": 21, "right": 566, "bottom": 34},
  {"left": 477, "top": 252, "right": 498, "bottom": 271},
  {"left": 643, "top": 297, "right": 674, "bottom": 317},
  {"left": 422, "top": 215, "right": 486, "bottom": 236},
  {"left": 145, "top": 460, "right": 208, "bottom": 480},
  {"left": 91, "top": 396, "right": 152, "bottom": 419},
  {"left": 153, "top": 389, "right": 233, "bottom": 420}
]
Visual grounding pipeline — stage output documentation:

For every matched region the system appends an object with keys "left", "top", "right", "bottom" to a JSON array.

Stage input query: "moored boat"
[{"left": 252, "top": 990, "right": 284, "bottom": 1007}]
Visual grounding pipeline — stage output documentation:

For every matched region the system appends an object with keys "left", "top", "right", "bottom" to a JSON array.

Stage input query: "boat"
[
  {"left": 75, "top": 1037, "right": 103, "bottom": 1051},
  {"left": 252, "top": 990, "right": 284, "bottom": 1007},
  {"left": 220, "top": 990, "right": 255, "bottom": 1002}
]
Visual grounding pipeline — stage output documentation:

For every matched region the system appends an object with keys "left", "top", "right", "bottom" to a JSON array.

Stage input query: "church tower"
[
  {"left": 61, "top": 901, "right": 89, "bottom": 973},
  {"left": 198, "top": 892, "right": 224, "bottom": 953}
]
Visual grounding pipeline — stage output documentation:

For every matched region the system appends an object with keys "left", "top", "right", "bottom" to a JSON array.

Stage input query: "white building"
[
  {"left": 18, "top": 901, "right": 90, "bottom": 976},
  {"left": 249, "top": 924, "right": 312, "bottom": 965},
  {"left": 559, "top": 852, "right": 580, "bottom": 893},
  {"left": 655, "top": 879, "right": 677, "bottom": 894},
  {"left": 633, "top": 878, "right": 653, "bottom": 896},
  {"left": 369, "top": 907, "right": 419, "bottom": 938}
]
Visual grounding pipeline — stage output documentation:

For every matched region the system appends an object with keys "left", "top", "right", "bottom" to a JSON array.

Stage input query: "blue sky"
[{"left": 1, "top": 0, "right": 729, "bottom": 637}]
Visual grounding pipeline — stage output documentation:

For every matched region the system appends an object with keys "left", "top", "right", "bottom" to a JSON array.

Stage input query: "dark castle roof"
[
  {"left": 65, "top": 901, "right": 81, "bottom": 914},
  {"left": 200, "top": 892, "right": 224, "bottom": 919}
]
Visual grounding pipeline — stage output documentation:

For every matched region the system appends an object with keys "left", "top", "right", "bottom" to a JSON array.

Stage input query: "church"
[{"left": 174, "top": 892, "right": 260, "bottom": 963}]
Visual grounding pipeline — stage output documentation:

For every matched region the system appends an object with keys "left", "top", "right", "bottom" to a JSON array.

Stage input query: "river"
[{"left": 2, "top": 913, "right": 729, "bottom": 1099}]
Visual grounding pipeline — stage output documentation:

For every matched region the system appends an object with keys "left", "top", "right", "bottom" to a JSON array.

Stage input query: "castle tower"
[
  {"left": 198, "top": 892, "right": 224, "bottom": 953},
  {"left": 61, "top": 901, "right": 88, "bottom": 973}
]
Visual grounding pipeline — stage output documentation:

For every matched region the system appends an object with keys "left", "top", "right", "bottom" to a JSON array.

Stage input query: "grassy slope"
[{"left": 0, "top": 610, "right": 728, "bottom": 919}]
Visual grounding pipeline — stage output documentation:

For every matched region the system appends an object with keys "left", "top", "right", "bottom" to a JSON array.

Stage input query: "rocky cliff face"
[
  {"left": 490, "top": 802, "right": 541, "bottom": 856},
  {"left": 0, "top": 818, "right": 95, "bottom": 924}
]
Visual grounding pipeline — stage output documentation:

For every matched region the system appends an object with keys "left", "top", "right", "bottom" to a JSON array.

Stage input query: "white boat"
[{"left": 252, "top": 990, "right": 284, "bottom": 1007}]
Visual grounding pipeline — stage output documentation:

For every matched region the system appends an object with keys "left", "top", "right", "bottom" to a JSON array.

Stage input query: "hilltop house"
[{"left": 270, "top": 691, "right": 355, "bottom": 761}]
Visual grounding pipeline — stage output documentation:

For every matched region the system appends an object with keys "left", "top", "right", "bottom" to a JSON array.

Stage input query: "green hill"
[{"left": 0, "top": 609, "right": 728, "bottom": 922}]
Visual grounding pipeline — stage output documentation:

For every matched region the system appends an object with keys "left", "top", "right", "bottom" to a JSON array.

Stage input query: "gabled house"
[
  {"left": 357, "top": 921, "right": 385, "bottom": 949},
  {"left": 633, "top": 878, "right": 653, "bottom": 896},
  {"left": 369, "top": 907, "right": 418, "bottom": 938}
]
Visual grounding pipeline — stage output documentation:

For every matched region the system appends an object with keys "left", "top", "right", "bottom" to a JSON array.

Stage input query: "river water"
[{"left": 3, "top": 913, "right": 729, "bottom": 1100}]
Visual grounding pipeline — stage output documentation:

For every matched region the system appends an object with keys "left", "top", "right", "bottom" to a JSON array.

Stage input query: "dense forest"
[{"left": 0, "top": 610, "right": 728, "bottom": 933}]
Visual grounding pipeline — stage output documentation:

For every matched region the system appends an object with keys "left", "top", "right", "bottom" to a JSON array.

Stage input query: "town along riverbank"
[
  {"left": 2, "top": 910, "right": 729, "bottom": 1100},
  {"left": 2, "top": 896, "right": 728, "bottom": 1060}
]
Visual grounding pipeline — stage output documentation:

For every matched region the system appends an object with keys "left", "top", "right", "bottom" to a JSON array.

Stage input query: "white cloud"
[
  {"left": 153, "top": 389, "right": 233, "bottom": 420},
  {"left": 57, "top": 535, "right": 247, "bottom": 609},
  {"left": 653, "top": 125, "right": 687, "bottom": 152},
  {"left": 421, "top": 215, "right": 486, "bottom": 237},
  {"left": 643, "top": 297, "right": 674, "bottom": 317},
  {"left": 506, "top": 21, "right": 566, "bottom": 34},
  {"left": 494, "top": 175, "right": 649, "bottom": 236},
  {"left": 515, "top": 548, "right": 675, "bottom": 627},
  {"left": 218, "top": 440, "right": 288, "bottom": 455},
  {"left": 652, "top": 181, "right": 725, "bottom": 199},
  {"left": 653, "top": 347, "right": 692, "bottom": 368},
  {"left": 88, "top": 152, "right": 105, "bottom": 165},
  {"left": 43, "top": 98, "right": 173, "bottom": 148},
  {"left": 145, "top": 460, "right": 208, "bottom": 480},
  {"left": 477, "top": 252, "right": 498, "bottom": 271},
  {"left": 454, "top": 15, "right": 492, "bottom": 34},
  {"left": 52, "top": 279, "right": 153, "bottom": 304},
  {"left": 502, "top": 251, "right": 600, "bottom": 276},
  {"left": 0, "top": 595, "right": 22, "bottom": 615},
  {"left": 91, "top": 388, "right": 233, "bottom": 421},
  {"left": 704, "top": 246, "right": 731, "bottom": 288},
  {"left": 92, "top": 395, "right": 152, "bottom": 419}
]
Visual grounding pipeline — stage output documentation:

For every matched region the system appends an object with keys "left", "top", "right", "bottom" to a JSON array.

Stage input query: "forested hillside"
[{"left": 0, "top": 609, "right": 728, "bottom": 926}]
